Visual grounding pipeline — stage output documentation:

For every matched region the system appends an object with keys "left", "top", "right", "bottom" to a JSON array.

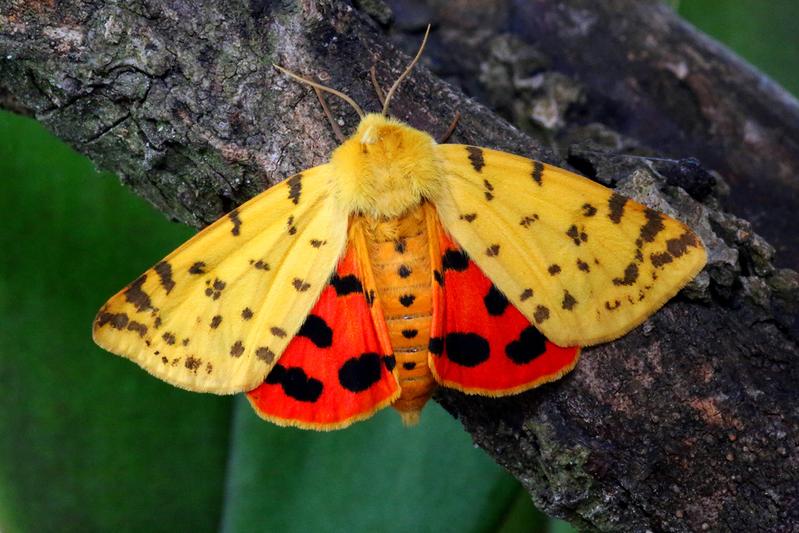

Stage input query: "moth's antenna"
[
  {"left": 273, "top": 64, "right": 365, "bottom": 118},
  {"left": 381, "top": 24, "right": 431, "bottom": 116}
]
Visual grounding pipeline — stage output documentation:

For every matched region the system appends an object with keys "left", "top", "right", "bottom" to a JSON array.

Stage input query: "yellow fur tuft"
[{"left": 330, "top": 114, "right": 444, "bottom": 218}]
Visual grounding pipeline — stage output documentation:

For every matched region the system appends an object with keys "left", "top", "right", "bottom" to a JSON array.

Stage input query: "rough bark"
[{"left": 2, "top": 1, "right": 797, "bottom": 531}]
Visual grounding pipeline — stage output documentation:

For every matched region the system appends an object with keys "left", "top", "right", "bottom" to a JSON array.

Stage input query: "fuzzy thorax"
[{"left": 330, "top": 114, "right": 444, "bottom": 218}]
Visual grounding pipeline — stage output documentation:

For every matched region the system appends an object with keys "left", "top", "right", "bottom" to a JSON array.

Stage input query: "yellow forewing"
[
  {"left": 435, "top": 145, "right": 707, "bottom": 347},
  {"left": 93, "top": 164, "right": 348, "bottom": 394}
]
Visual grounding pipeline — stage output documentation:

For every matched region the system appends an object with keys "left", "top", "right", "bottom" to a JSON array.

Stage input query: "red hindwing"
[
  {"left": 429, "top": 230, "right": 580, "bottom": 395},
  {"left": 247, "top": 243, "right": 399, "bottom": 429}
]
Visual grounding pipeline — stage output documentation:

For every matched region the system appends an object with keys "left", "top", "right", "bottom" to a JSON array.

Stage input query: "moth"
[{"left": 94, "top": 29, "right": 706, "bottom": 429}]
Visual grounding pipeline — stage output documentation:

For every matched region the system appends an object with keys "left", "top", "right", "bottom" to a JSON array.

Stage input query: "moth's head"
[
  {"left": 330, "top": 113, "right": 442, "bottom": 219},
  {"left": 275, "top": 26, "right": 442, "bottom": 218}
]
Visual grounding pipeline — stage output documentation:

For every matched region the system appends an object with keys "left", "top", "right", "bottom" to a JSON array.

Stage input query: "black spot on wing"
[
  {"left": 442, "top": 249, "right": 469, "bottom": 272},
  {"left": 485, "top": 244, "right": 500, "bottom": 257},
  {"left": 292, "top": 278, "right": 311, "bottom": 291},
  {"left": 532, "top": 160, "right": 543, "bottom": 185},
  {"left": 445, "top": 333, "right": 490, "bottom": 367},
  {"left": 204, "top": 278, "right": 226, "bottom": 300},
  {"left": 96, "top": 311, "right": 129, "bottom": 329},
  {"left": 127, "top": 321, "right": 148, "bottom": 337},
  {"left": 189, "top": 261, "right": 206, "bottom": 275},
  {"left": 255, "top": 347, "right": 275, "bottom": 363},
  {"left": 286, "top": 174, "right": 302, "bottom": 204},
  {"left": 428, "top": 337, "right": 444, "bottom": 355},
  {"left": 548, "top": 264, "right": 561, "bottom": 275},
  {"left": 339, "top": 353, "right": 383, "bottom": 392},
  {"left": 520, "top": 214, "right": 539, "bottom": 228},
  {"left": 562, "top": 290, "right": 577, "bottom": 310},
  {"left": 566, "top": 225, "right": 588, "bottom": 246},
  {"left": 297, "top": 314, "right": 333, "bottom": 348},
  {"left": 520, "top": 288, "right": 534, "bottom": 301},
  {"left": 230, "top": 340, "right": 244, "bottom": 357},
  {"left": 534, "top": 305, "right": 550, "bottom": 324},
  {"left": 403, "top": 362, "right": 416, "bottom": 370},
  {"left": 185, "top": 356, "right": 202, "bottom": 371},
  {"left": 241, "top": 307, "right": 253, "bottom": 320},
  {"left": 162, "top": 332, "right": 176, "bottom": 345},
  {"left": 667, "top": 232, "right": 700, "bottom": 258},
  {"left": 434, "top": 270, "right": 444, "bottom": 286},
  {"left": 466, "top": 146, "right": 485, "bottom": 172},
  {"left": 577, "top": 259, "right": 591, "bottom": 272},
  {"left": 608, "top": 193, "right": 628, "bottom": 224},
  {"left": 266, "top": 364, "right": 323, "bottom": 402},
  {"left": 229, "top": 209, "right": 242, "bottom": 236},
  {"left": 394, "top": 238, "right": 406, "bottom": 253},
  {"left": 640, "top": 208, "right": 665, "bottom": 243},
  {"left": 210, "top": 315, "right": 222, "bottom": 329},
  {"left": 460, "top": 213, "right": 477, "bottom": 222},
  {"left": 505, "top": 327, "right": 547, "bottom": 364},
  {"left": 270, "top": 327, "right": 287, "bottom": 337},
  {"left": 484, "top": 285, "right": 509, "bottom": 316},
  {"left": 612, "top": 263, "right": 639, "bottom": 286},
  {"left": 651, "top": 251, "right": 673, "bottom": 268},
  {"left": 582, "top": 203, "right": 597, "bottom": 216},
  {"left": 383, "top": 355, "right": 396, "bottom": 371},
  {"left": 252, "top": 259, "right": 270, "bottom": 271},
  {"left": 330, "top": 274, "right": 363, "bottom": 296},
  {"left": 397, "top": 265, "right": 412, "bottom": 278},
  {"left": 125, "top": 275, "right": 153, "bottom": 312},
  {"left": 154, "top": 262, "right": 176, "bottom": 293}
]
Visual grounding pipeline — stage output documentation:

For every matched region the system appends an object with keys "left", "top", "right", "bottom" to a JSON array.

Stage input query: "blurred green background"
[{"left": 0, "top": 4, "right": 796, "bottom": 532}]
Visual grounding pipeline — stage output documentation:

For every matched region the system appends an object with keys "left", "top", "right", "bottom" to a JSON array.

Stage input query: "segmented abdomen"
[{"left": 362, "top": 204, "right": 437, "bottom": 419}]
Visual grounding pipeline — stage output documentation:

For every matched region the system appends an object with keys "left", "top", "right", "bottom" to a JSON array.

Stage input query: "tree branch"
[{"left": 2, "top": 1, "right": 797, "bottom": 531}]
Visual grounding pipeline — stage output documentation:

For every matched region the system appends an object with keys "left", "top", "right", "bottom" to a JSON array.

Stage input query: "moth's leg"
[
  {"left": 370, "top": 65, "right": 386, "bottom": 109},
  {"left": 314, "top": 87, "right": 346, "bottom": 143},
  {"left": 438, "top": 111, "right": 461, "bottom": 144}
]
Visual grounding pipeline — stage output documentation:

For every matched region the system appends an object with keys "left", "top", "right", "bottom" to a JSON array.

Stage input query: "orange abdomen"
[{"left": 360, "top": 204, "right": 438, "bottom": 422}]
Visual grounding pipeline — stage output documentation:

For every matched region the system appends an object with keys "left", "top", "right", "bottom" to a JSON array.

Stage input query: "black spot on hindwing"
[
  {"left": 297, "top": 314, "right": 333, "bottom": 348},
  {"left": 330, "top": 274, "right": 363, "bottom": 296},
  {"left": 339, "top": 353, "right": 382, "bottom": 392},
  {"left": 442, "top": 249, "right": 469, "bottom": 272},
  {"left": 484, "top": 285, "right": 509, "bottom": 316},
  {"left": 428, "top": 337, "right": 444, "bottom": 355},
  {"left": 265, "top": 364, "right": 323, "bottom": 402},
  {"left": 505, "top": 327, "right": 547, "bottom": 364},
  {"left": 445, "top": 333, "right": 490, "bottom": 367}
]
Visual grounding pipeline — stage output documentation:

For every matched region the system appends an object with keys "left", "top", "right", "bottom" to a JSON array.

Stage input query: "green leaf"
[{"left": 222, "top": 399, "right": 522, "bottom": 533}]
